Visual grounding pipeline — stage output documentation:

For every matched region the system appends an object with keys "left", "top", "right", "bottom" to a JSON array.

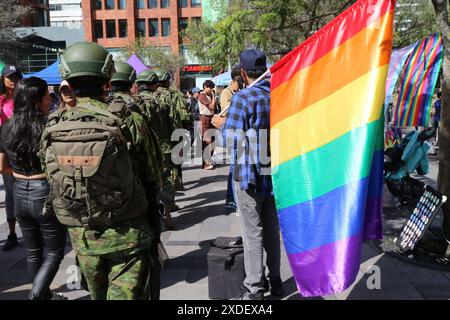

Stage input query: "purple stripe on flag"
[
  {"left": 364, "top": 150, "right": 384, "bottom": 240},
  {"left": 287, "top": 233, "right": 363, "bottom": 297}
]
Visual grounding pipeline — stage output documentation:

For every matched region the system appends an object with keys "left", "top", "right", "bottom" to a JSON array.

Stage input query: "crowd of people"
[{"left": 0, "top": 42, "right": 283, "bottom": 300}]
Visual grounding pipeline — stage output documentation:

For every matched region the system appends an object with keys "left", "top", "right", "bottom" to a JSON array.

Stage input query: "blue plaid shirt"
[{"left": 223, "top": 79, "right": 273, "bottom": 196}]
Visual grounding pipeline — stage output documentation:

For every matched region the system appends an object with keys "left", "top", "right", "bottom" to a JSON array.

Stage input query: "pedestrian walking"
[
  {"left": 0, "top": 77, "right": 67, "bottom": 299},
  {"left": 218, "top": 65, "right": 244, "bottom": 211},
  {"left": 0, "top": 65, "right": 22, "bottom": 251},
  {"left": 198, "top": 80, "right": 217, "bottom": 170}
]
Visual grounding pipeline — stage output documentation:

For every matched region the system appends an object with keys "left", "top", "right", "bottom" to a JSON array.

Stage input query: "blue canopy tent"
[
  {"left": 211, "top": 71, "right": 232, "bottom": 87},
  {"left": 24, "top": 59, "right": 62, "bottom": 85}
]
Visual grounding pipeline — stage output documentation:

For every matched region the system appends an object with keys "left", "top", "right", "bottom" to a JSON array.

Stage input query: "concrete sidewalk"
[{"left": 0, "top": 149, "right": 449, "bottom": 300}]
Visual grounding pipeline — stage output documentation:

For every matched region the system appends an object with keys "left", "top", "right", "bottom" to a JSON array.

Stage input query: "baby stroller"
[{"left": 384, "top": 127, "right": 436, "bottom": 206}]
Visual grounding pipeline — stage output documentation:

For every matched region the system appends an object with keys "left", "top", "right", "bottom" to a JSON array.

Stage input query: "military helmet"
[
  {"left": 111, "top": 61, "right": 136, "bottom": 83},
  {"left": 59, "top": 42, "right": 115, "bottom": 81},
  {"left": 154, "top": 69, "right": 172, "bottom": 82},
  {"left": 135, "top": 69, "right": 159, "bottom": 84}
]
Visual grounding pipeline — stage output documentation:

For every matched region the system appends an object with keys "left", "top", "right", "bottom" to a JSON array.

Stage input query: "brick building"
[
  {"left": 81, "top": 0, "right": 213, "bottom": 89},
  {"left": 21, "top": 0, "right": 51, "bottom": 27}
]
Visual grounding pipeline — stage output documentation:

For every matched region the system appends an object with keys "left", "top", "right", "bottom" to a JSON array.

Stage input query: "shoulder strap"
[{"left": 76, "top": 101, "right": 123, "bottom": 125}]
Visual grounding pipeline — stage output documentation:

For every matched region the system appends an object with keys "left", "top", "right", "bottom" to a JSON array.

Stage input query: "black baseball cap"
[
  {"left": 1, "top": 65, "right": 23, "bottom": 79},
  {"left": 239, "top": 49, "right": 267, "bottom": 71}
]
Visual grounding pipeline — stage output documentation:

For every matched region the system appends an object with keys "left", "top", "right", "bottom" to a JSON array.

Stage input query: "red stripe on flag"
[{"left": 270, "top": 0, "right": 394, "bottom": 90}]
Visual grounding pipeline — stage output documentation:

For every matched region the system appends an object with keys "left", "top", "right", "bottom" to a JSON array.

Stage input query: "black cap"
[
  {"left": 1, "top": 65, "right": 23, "bottom": 79},
  {"left": 239, "top": 49, "right": 267, "bottom": 71}
]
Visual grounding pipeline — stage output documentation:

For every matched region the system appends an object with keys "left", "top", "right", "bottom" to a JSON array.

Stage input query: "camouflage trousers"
[
  {"left": 161, "top": 153, "right": 177, "bottom": 203},
  {"left": 76, "top": 248, "right": 153, "bottom": 300}
]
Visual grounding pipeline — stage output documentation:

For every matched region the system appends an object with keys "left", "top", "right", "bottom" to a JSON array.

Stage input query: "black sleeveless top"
[{"left": 0, "top": 120, "right": 44, "bottom": 176}]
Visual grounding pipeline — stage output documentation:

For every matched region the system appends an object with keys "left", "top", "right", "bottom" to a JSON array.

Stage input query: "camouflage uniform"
[
  {"left": 168, "top": 87, "right": 193, "bottom": 190},
  {"left": 151, "top": 86, "right": 183, "bottom": 202},
  {"left": 40, "top": 44, "right": 161, "bottom": 300}
]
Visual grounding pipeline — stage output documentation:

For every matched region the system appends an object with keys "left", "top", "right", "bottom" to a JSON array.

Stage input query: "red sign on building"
[{"left": 182, "top": 65, "right": 213, "bottom": 73}]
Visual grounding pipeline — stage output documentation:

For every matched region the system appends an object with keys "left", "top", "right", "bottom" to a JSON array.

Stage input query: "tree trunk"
[{"left": 432, "top": 0, "right": 450, "bottom": 240}]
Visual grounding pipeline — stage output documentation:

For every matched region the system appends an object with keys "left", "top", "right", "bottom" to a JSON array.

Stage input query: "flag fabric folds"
[
  {"left": 393, "top": 33, "right": 444, "bottom": 127},
  {"left": 384, "top": 42, "right": 417, "bottom": 108},
  {"left": 269, "top": 0, "right": 395, "bottom": 297}
]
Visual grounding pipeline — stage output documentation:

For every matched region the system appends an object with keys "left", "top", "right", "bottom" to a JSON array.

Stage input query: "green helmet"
[
  {"left": 154, "top": 69, "right": 172, "bottom": 82},
  {"left": 135, "top": 70, "right": 159, "bottom": 84},
  {"left": 111, "top": 61, "right": 136, "bottom": 83},
  {"left": 59, "top": 42, "right": 115, "bottom": 81}
]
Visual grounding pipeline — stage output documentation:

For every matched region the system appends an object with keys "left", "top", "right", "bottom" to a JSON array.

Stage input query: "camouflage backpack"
[{"left": 39, "top": 99, "right": 149, "bottom": 228}]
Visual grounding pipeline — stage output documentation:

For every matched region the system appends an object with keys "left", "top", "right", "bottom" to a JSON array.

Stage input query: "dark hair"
[
  {"left": 203, "top": 80, "right": 215, "bottom": 89},
  {"left": 231, "top": 65, "right": 241, "bottom": 80},
  {"left": 0, "top": 76, "right": 5, "bottom": 95},
  {"left": 437, "top": 92, "right": 442, "bottom": 98},
  {"left": 244, "top": 68, "right": 267, "bottom": 80},
  {"left": 3, "top": 77, "right": 48, "bottom": 170},
  {"left": 111, "top": 81, "right": 132, "bottom": 93},
  {"left": 67, "top": 76, "right": 107, "bottom": 97}
]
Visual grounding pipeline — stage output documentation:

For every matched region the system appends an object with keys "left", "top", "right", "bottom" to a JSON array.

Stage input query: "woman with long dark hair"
[
  {"left": 0, "top": 77, "right": 67, "bottom": 300},
  {"left": 0, "top": 65, "right": 22, "bottom": 251}
]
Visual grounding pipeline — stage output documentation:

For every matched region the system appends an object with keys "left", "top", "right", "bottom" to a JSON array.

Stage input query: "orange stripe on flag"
[{"left": 271, "top": 10, "right": 393, "bottom": 127}]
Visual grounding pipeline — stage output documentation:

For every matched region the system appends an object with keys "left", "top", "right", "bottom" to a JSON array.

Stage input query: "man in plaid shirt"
[{"left": 212, "top": 49, "right": 283, "bottom": 300}]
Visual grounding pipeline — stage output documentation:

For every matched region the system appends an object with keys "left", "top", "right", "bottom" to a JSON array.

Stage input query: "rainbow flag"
[
  {"left": 385, "top": 42, "right": 416, "bottom": 108},
  {"left": 269, "top": 0, "right": 394, "bottom": 297},
  {"left": 394, "top": 33, "right": 443, "bottom": 127}
]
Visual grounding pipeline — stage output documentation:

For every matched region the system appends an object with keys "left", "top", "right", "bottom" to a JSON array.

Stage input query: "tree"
[
  {"left": 431, "top": 0, "right": 450, "bottom": 241},
  {"left": 185, "top": 0, "right": 437, "bottom": 71},
  {"left": 394, "top": 0, "right": 437, "bottom": 48},
  {"left": 0, "top": 0, "right": 30, "bottom": 64},
  {"left": 120, "top": 38, "right": 186, "bottom": 77},
  {"left": 184, "top": 0, "right": 355, "bottom": 72}
]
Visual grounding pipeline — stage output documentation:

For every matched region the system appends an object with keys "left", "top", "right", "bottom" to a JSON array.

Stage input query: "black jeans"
[{"left": 13, "top": 178, "right": 67, "bottom": 300}]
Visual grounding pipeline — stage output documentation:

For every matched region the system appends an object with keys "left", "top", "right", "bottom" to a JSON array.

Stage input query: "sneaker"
[
  {"left": 269, "top": 278, "right": 284, "bottom": 297},
  {"left": 51, "top": 293, "right": 68, "bottom": 300},
  {"left": 225, "top": 201, "right": 237, "bottom": 210},
  {"left": 231, "top": 286, "right": 263, "bottom": 300},
  {"left": 3, "top": 233, "right": 18, "bottom": 251},
  {"left": 204, "top": 164, "right": 215, "bottom": 170}
]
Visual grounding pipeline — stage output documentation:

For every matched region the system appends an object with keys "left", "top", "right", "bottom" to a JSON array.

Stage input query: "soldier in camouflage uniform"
[
  {"left": 155, "top": 70, "right": 193, "bottom": 191},
  {"left": 137, "top": 70, "right": 182, "bottom": 230},
  {"left": 39, "top": 42, "right": 161, "bottom": 300}
]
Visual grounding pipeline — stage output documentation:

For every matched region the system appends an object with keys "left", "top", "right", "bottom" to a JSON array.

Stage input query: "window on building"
[
  {"left": 105, "top": 0, "right": 115, "bottom": 9},
  {"left": 178, "top": 18, "right": 188, "bottom": 32},
  {"left": 137, "top": 19, "right": 146, "bottom": 37},
  {"left": 94, "top": 20, "right": 103, "bottom": 38},
  {"left": 178, "top": 0, "right": 187, "bottom": 7},
  {"left": 119, "top": 19, "right": 127, "bottom": 37},
  {"left": 106, "top": 20, "right": 116, "bottom": 38},
  {"left": 94, "top": 0, "right": 102, "bottom": 9},
  {"left": 148, "top": 0, "right": 157, "bottom": 8},
  {"left": 33, "top": 8, "right": 48, "bottom": 26},
  {"left": 137, "top": 0, "right": 145, "bottom": 9},
  {"left": 162, "top": 18, "right": 170, "bottom": 37},
  {"left": 149, "top": 19, "right": 159, "bottom": 37},
  {"left": 192, "top": 17, "right": 201, "bottom": 24},
  {"left": 118, "top": 0, "right": 126, "bottom": 9},
  {"left": 191, "top": 0, "right": 201, "bottom": 7},
  {"left": 49, "top": 4, "right": 62, "bottom": 11},
  {"left": 161, "top": 0, "right": 169, "bottom": 8}
]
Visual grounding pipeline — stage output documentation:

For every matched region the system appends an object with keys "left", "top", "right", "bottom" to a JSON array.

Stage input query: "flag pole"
[{"left": 218, "top": 68, "right": 271, "bottom": 117}]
